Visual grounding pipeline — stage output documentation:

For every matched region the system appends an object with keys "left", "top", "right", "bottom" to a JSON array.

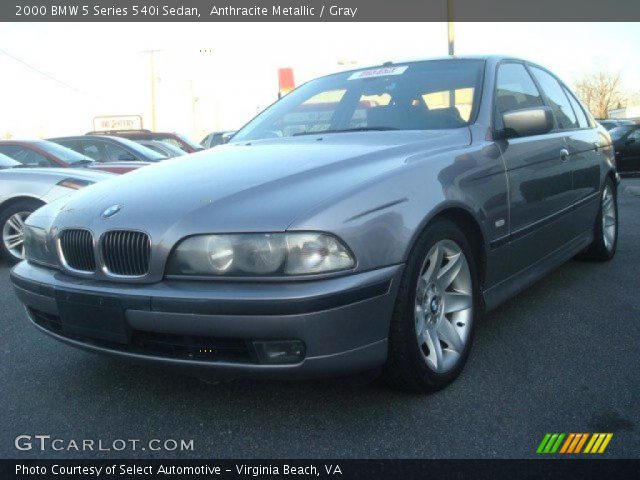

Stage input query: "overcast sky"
[{"left": 0, "top": 22, "right": 638, "bottom": 139}]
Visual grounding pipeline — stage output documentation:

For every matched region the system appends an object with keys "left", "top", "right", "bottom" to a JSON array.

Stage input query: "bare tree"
[{"left": 573, "top": 71, "right": 627, "bottom": 118}]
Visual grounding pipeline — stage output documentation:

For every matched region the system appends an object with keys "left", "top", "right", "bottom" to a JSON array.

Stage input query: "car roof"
[
  {"left": 86, "top": 130, "right": 181, "bottom": 136},
  {"left": 302, "top": 55, "right": 547, "bottom": 89},
  {"left": 333, "top": 55, "right": 528, "bottom": 77},
  {"left": 49, "top": 135, "right": 123, "bottom": 141}
]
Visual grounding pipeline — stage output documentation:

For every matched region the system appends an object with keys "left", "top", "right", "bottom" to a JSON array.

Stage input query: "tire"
[
  {"left": 0, "top": 200, "right": 41, "bottom": 264},
  {"left": 580, "top": 177, "right": 618, "bottom": 262},
  {"left": 382, "top": 218, "right": 479, "bottom": 393}
]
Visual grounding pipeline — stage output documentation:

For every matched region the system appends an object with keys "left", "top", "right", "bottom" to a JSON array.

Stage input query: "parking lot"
[{"left": 1, "top": 178, "right": 638, "bottom": 459}]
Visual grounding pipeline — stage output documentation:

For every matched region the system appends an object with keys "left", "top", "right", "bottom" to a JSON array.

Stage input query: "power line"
[{"left": 0, "top": 47, "right": 84, "bottom": 93}]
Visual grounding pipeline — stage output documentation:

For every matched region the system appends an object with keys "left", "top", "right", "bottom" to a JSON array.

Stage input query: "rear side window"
[
  {"left": 563, "top": 87, "right": 590, "bottom": 129},
  {"left": 530, "top": 67, "right": 578, "bottom": 130},
  {"left": 494, "top": 63, "right": 543, "bottom": 127}
]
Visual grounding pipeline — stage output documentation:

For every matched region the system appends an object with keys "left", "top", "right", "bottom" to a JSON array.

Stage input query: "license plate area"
[{"left": 55, "top": 290, "right": 129, "bottom": 344}]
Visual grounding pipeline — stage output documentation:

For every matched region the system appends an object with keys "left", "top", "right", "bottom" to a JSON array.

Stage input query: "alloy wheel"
[
  {"left": 602, "top": 185, "right": 616, "bottom": 252},
  {"left": 414, "top": 239, "right": 473, "bottom": 374},
  {"left": 2, "top": 211, "right": 29, "bottom": 261}
]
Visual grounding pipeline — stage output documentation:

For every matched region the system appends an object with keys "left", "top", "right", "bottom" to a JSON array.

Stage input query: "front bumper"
[{"left": 10, "top": 261, "right": 402, "bottom": 379}]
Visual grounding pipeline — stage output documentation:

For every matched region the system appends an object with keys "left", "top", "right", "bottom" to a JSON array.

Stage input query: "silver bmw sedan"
[{"left": 10, "top": 56, "right": 618, "bottom": 392}]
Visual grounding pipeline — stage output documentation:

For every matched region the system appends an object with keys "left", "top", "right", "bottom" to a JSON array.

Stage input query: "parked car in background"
[
  {"left": 48, "top": 135, "right": 164, "bottom": 167},
  {"left": 0, "top": 139, "right": 144, "bottom": 175},
  {"left": 87, "top": 130, "right": 204, "bottom": 153},
  {"left": 0, "top": 166, "right": 112, "bottom": 262},
  {"left": 610, "top": 124, "right": 640, "bottom": 174},
  {"left": 200, "top": 130, "right": 236, "bottom": 148},
  {"left": 598, "top": 118, "right": 635, "bottom": 130},
  {"left": 12, "top": 56, "right": 618, "bottom": 393},
  {"left": 135, "top": 140, "right": 187, "bottom": 158}
]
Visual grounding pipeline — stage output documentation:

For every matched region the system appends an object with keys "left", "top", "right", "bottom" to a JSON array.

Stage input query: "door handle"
[{"left": 560, "top": 148, "right": 569, "bottom": 160}]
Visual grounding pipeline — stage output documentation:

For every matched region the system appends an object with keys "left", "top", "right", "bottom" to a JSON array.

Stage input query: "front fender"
[{"left": 288, "top": 143, "right": 505, "bottom": 274}]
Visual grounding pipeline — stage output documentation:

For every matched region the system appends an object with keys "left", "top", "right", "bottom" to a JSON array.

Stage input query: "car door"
[
  {"left": 493, "top": 62, "right": 574, "bottom": 275},
  {"left": 617, "top": 127, "right": 640, "bottom": 173},
  {"left": 561, "top": 84, "right": 602, "bottom": 235}
]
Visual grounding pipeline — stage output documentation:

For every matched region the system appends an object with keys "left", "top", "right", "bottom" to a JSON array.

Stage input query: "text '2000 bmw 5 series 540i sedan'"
[{"left": 10, "top": 56, "right": 619, "bottom": 392}]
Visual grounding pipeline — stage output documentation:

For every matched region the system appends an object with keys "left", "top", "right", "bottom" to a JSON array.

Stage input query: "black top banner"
[{"left": 3, "top": 0, "right": 640, "bottom": 22}]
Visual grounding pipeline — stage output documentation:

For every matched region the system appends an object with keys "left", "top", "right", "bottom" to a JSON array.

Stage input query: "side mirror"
[
  {"left": 221, "top": 132, "right": 236, "bottom": 144},
  {"left": 501, "top": 107, "right": 554, "bottom": 138},
  {"left": 118, "top": 153, "right": 136, "bottom": 161}
]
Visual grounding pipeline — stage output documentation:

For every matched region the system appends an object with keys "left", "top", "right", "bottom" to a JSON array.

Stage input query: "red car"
[
  {"left": 86, "top": 129, "right": 204, "bottom": 153},
  {"left": 0, "top": 140, "right": 148, "bottom": 174}
]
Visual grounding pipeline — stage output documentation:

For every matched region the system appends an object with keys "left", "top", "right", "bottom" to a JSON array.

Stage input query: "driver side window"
[
  {"left": 628, "top": 129, "right": 640, "bottom": 142},
  {"left": 494, "top": 63, "right": 543, "bottom": 130}
]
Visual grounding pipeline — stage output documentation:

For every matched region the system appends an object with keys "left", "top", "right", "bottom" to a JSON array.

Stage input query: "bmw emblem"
[
  {"left": 102, "top": 204, "right": 122, "bottom": 218},
  {"left": 430, "top": 296, "right": 441, "bottom": 314}
]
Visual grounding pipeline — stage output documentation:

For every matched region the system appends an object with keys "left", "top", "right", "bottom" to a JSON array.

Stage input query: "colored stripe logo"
[{"left": 537, "top": 433, "right": 613, "bottom": 454}]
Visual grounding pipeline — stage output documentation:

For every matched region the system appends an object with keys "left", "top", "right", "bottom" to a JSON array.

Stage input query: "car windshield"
[
  {"left": 609, "top": 126, "right": 635, "bottom": 140},
  {"left": 143, "top": 141, "right": 186, "bottom": 157},
  {"left": 113, "top": 136, "right": 167, "bottom": 161},
  {"left": 37, "top": 140, "right": 94, "bottom": 164},
  {"left": 157, "top": 133, "right": 202, "bottom": 151},
  {"left": 232, "top": 59, "right": 484, "bottom": 142},
  {"left": 174, "top": 133, "right": 203, "bottom": 150}
]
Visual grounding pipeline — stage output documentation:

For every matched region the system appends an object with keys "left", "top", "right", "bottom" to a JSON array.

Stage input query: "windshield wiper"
[
  {"left": 70, "top": 159, "right": 95, "bottom": 166},
  {"left": 293, "top": 126, "right": 399, "bottom": 136}
]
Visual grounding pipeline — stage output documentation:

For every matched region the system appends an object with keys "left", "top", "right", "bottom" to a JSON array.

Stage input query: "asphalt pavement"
[{"left": 1, "top": 179, "right": 638, "bottom": 459}]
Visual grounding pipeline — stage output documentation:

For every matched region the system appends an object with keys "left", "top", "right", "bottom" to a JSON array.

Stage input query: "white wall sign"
[{"left": 93, "top": 115, "right": 143, "bottom": 131}]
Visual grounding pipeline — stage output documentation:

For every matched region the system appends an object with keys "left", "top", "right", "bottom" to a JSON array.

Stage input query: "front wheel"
[
  {"left": 0, "top": 200, "right": 40, "bottom": 264},
  {"left": 383, "top": 219, "right": 478, "bottom": 393}
]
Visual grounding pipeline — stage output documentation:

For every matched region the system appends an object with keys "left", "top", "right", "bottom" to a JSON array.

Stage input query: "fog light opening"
[{"left": 253, "top": 340, "right": 306, "bottom": 364}]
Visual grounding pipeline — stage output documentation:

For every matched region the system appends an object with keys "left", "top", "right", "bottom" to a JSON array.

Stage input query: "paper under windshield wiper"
[{"left": 293, "top": 126, "right": 399, "bottom": 136}]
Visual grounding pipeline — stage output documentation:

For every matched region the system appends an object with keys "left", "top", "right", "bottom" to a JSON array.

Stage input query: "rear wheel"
[
  {"left": 581, "top": 178, "right": 617, "bottom": 262},
  {"left": 0, "top": 200, "right": 41, "bottom": 264},
  {"left": 383, "top": 219, "right": 478, "bottom": 393}
]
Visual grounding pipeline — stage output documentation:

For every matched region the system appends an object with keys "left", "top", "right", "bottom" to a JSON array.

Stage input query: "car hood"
[{"left": 49, "top": 129, "right": 470, "bottom": 238}]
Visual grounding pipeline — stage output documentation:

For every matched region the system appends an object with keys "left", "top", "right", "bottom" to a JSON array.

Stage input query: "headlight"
[
  {"left": 23, "top": 225, "right": 57, "bottom": 267},
  {"left": 166, "top": 232, "right": 355, "bottom": 277}
]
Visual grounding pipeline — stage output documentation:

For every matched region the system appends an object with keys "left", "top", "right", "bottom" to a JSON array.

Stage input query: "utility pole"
[
  {"left": 188, "top": 80, "right": 199, "bottom": 137},
  {"left": 141, "top": 49, "right": 162, "bottom": 130},
  {"left": 447, "top": 0, "right": 455, "bottom": 108},
  {"left": 447, "top": 0, "right": 455, "bottom": 56}
]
